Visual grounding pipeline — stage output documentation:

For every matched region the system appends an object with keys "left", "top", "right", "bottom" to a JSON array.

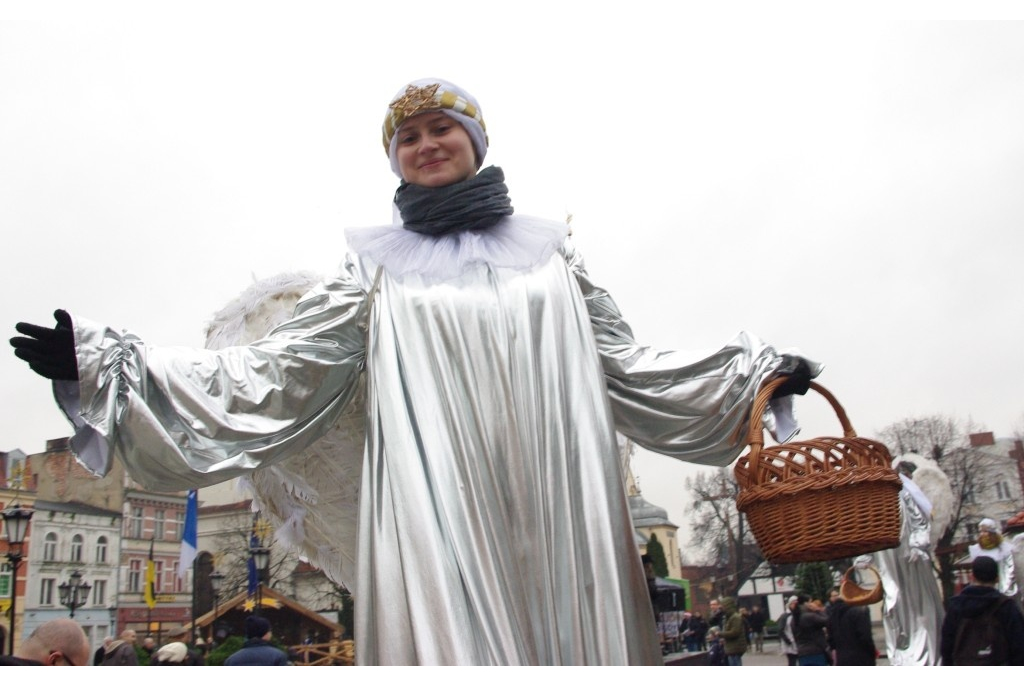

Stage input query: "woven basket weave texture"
[{"left": 734, "top": 379, "right": 902, "bottom": 564}]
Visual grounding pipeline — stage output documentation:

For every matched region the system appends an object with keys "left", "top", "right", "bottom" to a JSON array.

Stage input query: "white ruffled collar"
[{"left": 345, "top": 214, "right": 570, "bottom": 282}]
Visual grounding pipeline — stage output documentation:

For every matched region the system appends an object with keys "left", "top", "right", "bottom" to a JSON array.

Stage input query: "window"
[
  {"left": 128, "top": 559, "right": 142, "bottom": 593},
  {"left": 995, "top": 481, "right": 1012, "bottom": 500},
  {"left": 130, "top": 507, "right": 144, "bottom": 538},
  {"left": 154, "top": 510, "right": 165, "bottom": 539},
  {"left": 39, "top": 577, "right": 56, "bottom": 605},
  {"left": 963, "top": 485, "right": 977, "bottom": 505},
  {"left": 171, "top": 562, "right": 184, "bottom": 593},
  {"left": 175, "top": 512, "right": 185, "bottom": 541},
  {"left": 154, "top": 561, "right": 164, "bottom": 593},
  {"left": 0, "top": 562, "right": 11, "bottom": 598},
  {"left": 43, "top": 532, "right": 58, "bottom": 562},
  {"left": 92, "top": 579, "right": 107, "bottom": 605},
  {"left": 70, "top": 534, "right": 84, "bottom": 562},
  {"left": 96, "top": 536, "right": 108, "bottom": 564}
]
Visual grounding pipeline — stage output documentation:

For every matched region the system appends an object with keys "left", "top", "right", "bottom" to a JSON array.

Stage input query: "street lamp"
[
  {"left": 208, "top": 569, "right": 225, "bottom": 643},
  {"left": 2, "top": 503, "right": 34, "bottom": 655},
  {"left": 58, "top": 569, "right": 92, "bottom": 618},
  {"left": 249, "top": 546, "right": 270, "bottom": 616}
]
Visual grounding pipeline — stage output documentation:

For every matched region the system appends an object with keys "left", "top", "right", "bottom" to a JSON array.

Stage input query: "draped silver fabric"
[
  {"left": 875, "top": 485, "right": 945, "bottom": 665},
  {"left": 59, "top": 228, "right": 790, "bottom": 665}
]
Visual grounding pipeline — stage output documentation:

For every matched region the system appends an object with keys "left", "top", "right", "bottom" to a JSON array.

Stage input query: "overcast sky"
[{"left": 2, "top": 10, "right": 1023, "bottom": 553}]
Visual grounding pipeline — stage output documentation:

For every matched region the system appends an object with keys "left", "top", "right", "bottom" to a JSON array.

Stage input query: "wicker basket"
[
  {"left": 839, "top": 565, "right": 884, "bottom": 606},
  {"left": 733, "top": 378, "right": 902, "bottom": 564}
]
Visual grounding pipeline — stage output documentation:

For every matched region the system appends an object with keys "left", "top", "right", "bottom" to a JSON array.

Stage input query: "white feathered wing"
[
  {"left": 893, "top": 452, "right": 954, "bottom": 548},
  {"left": 204, "top": 271, "right": 365, "bottom": 591}
]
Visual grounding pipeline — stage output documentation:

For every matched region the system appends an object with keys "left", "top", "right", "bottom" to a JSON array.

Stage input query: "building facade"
[
  {"left": 118, "top": 489, "right": 192, "bottom": 639},
  {"left": 25, "top": 439, "right": 192, "bottom": 646},
  {"left": 956, "top": 433, "right": 1024, "bottom": 537},
  {"left": 22, "top": 500, "right": 121, "bottom": 648},
  {"left": 1, "top": 449, "right": 37, "bottom": 655}
]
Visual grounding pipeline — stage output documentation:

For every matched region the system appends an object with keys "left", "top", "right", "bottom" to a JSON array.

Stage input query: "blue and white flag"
[
  {"left": 247, "top": 528, "right": 260, "bottom": 596},
  {"left": 178, "top": 489, "right": 198, "bottom": 576}
]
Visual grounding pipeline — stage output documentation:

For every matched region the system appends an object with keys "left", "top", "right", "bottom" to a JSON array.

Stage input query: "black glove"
[
  {"left": 10, "top": 309, "right": 79, "bottom": 381},
  {"left": 770, "top": 358, "right": 813, "bottom": 399}
]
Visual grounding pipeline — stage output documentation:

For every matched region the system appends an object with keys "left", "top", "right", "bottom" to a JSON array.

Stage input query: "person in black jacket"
[
  {"left": 793, "top": 595, "right": 831, "bottom": 666},
  {"left": 224, "top": 616, "right": 289, "bottom": 666},
  {"left": 829, "top": 597, "right": 877, "bottom": 665},
  {"left": 687, "top": 611, "right": 708, "bottom": 652},
  {"left": 707, "top": 599, "right": 725, "bottom": 630},
  {"left": 747, "top": 605, "right": 766, "bottom": 653},
  {"left": 940, "top": 555, "right": 1024, "bottom": 665}
]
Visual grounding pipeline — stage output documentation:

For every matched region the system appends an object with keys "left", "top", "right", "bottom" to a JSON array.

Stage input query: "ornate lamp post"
[
  {"left": 2, "top": 503, "right": 34, "bottom": 655},
  {"left": 208, "top": 568, "right": 224, "bottom": 643},
  {"left": 58, "top": 569, "right": 92, "bottom": 618},
  {"left": 249, "top": 546, "right": 270, "bottom": 616}
]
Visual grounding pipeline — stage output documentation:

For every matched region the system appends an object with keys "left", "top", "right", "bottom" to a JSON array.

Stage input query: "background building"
[
  {"left": 22, "top": 500, "right": 120, "bottom": 647},
  {"left": 1, "top": 449, "right": 36, "bottom": 655}
]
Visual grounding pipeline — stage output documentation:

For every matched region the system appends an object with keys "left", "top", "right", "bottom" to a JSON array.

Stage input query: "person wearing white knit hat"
[
  {"left": 11, "top": 77, "right": 821, "bottom": 666},
  {"left": 969, "top": 517, "right": 1019, "bottom": 600}
]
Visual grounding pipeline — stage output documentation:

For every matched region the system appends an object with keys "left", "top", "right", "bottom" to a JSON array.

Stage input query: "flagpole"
[
  {"left": 145, "top": 537, "right": 156, "bottom": 641},
  {"left": 179, "top": 490, "right": 199, "bottom": 645},
  {"left": 190, "top": 553, "right": 197, "bottom": 644}
]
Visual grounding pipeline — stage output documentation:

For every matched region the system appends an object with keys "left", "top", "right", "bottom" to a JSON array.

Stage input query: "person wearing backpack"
[{"left": 941, "top": 555, "right": 1024, "bottom": 665}]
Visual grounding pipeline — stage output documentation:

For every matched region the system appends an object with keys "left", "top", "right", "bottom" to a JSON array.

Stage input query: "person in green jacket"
[{"left": 720, "top": 597, "right": 749, "bottom": 666}]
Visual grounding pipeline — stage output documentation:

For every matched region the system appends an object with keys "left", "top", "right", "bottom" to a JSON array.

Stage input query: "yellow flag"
[{"left": 144, "top": 538, "right": 157, "bottom": 609}]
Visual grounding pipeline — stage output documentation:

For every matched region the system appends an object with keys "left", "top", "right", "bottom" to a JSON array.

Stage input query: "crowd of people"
[
  {"left": 691, "top": 591, "right": 878, "bottom": 667},
  {"left": 696, "top": 551, "right": 1024, "bottom": 667},
  {"left": 1, "top": 615, "right": 291, "bottom": 667},
  {"left": 7, "top": 567, "right": 1021, "bottom": 667}
]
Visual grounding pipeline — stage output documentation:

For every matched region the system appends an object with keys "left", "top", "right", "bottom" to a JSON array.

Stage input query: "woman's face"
[{"left": 395, "top": 111, "right": 477, "bottom": 188}]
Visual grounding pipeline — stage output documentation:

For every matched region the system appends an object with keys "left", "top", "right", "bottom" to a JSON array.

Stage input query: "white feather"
[
  {"left": 893, "top": 452, "right": 954, "bottom": 548},
  {"left": 204, "top": 271, "right": 365, "bottom": 590}
]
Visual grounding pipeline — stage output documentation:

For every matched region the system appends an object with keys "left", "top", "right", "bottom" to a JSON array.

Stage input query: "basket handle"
[
  {"left": 746, "top": 378, "right": 857, "bottom": 457},
  {"left": 839, "top": 565, "right": 884, "bottom": 606}
]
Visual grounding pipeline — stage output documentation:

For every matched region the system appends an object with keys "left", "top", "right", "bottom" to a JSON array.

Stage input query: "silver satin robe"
[
  {"left": 58, "top": 216, "right": 790, "bottom": 665},
  {"left": 875, "top": 482, "right": 945, "bottom": 665}
]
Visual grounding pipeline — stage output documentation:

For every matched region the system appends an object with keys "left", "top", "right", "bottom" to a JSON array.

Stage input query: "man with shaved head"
[{"left": 0, "top": 618, "right": 90, "bottom": 666}]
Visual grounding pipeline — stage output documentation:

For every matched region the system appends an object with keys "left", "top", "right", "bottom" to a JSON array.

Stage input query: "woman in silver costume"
[
  {"left": 868, "top": 459, "right": 947, "bottom": 665},
  {"left": 10, "top": 78, "right": 817, "bottom": 665}
]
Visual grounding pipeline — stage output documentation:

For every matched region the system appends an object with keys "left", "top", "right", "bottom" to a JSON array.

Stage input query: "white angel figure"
[{"left": 867, "top": 452, "right": 953, "bottom": 665}]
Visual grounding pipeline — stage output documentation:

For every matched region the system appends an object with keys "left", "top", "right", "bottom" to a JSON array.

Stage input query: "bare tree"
[
  {"left": 878, "top": 415, "right": 964, "bottom": 462},
  {"left": 205, "top": 510, "right": 294, "bottom": 601},
  {"left": 686, "top": 467, "right": 760, "bottom": 596}
]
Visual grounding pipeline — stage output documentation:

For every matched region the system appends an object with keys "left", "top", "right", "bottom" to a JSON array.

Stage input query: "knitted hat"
[
  {"left": 245, "top": 615, "right": 272, "bottom": 639},
  {"left": 979, "top": 517, "right": 999, "bottom": 532},
  {"left": 154, "top": 642, "right": 188, "bottom": 664},
  {"left": 383, "top": 78, "right": 488, "bottom": 178}
]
